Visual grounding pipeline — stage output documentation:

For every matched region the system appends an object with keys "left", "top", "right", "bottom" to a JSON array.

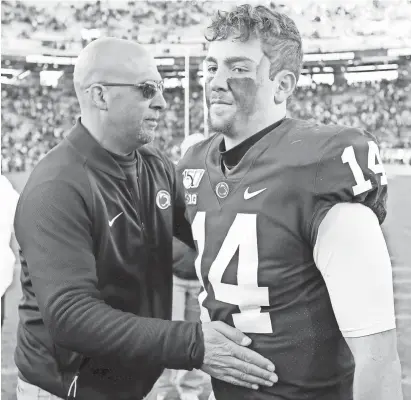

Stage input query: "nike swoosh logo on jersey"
[
  {"left": 244, "top": 187, "right": 267, "bottom": 200},
  {"left": 108, "top": 212, "right": 123, "bottom": 227}
]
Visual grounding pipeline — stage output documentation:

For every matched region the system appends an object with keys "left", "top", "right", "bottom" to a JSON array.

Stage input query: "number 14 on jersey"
[
  {"left": 192, "top": 212, "right": 273, "bottom": 334},
  {"left": 342, "top": 141, "right": 387, "bottom": 196}
]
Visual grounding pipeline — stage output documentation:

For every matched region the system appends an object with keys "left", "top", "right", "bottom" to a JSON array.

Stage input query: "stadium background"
[{"left": 1, "top": 0, "right": 411, "bottom": 399}]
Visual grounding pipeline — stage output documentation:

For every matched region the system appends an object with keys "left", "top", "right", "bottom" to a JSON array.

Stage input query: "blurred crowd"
[
  {"left": 2, "top": 78, "right": 411, "bottom": 173},
  {"left": 2, "top": 0, "right": 411, "bottom": 50},
  {"left": 1, "top": 85, "right": 78, "bottom": 172},
  {"left": 289, "top": 80, "right": 411, "bottom": 145},
  {"left": 0, "top": 83, "right": 204, "bottom": 172}
]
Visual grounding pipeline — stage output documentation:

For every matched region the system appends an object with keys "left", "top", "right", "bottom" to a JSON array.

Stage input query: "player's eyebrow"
[{"left": 205, "top": 56, "right": 256, "bottom": 65}]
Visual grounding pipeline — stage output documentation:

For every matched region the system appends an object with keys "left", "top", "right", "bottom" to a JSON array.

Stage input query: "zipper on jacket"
[
  {"left": 65, "top": 165, "right": 156, "bottom": 399},
  {"left": 133, "top": 175, "right": 149, "bottom": 242},
  {"left": 135, "top": 175, "right": 145, "bottom": 231},
  {"left": 66, "top": 357, "right": 89, "bottom": 399}
]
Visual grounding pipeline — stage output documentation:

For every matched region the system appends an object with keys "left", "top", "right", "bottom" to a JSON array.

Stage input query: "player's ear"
[
  {"left": 88, "top": 84, "right": 109, "bottom": 111},
  {"left": 273, "top": 70, "right": 296, "bottom": 105}
]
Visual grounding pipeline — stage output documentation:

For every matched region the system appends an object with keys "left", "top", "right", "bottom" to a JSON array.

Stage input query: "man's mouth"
[{"left": 145, "top": 118, "right": 158, "bottom": 126}]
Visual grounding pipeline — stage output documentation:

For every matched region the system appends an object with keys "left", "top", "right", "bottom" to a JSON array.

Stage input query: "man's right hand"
[{"left": 200, "top": 321, "right": 278, "bottom": 390}]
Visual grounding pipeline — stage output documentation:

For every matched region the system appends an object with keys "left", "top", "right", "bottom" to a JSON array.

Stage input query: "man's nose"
[
  {"left": 209, "top": 69, "right": 229, "bottom": 92},
  {"left": 150, "top": 91, "right": 167, "bottom": 110}
]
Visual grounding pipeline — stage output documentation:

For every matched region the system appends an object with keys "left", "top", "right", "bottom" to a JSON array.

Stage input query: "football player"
[{"left": 178, "top": 4, "right": 403, "bottom": 400}]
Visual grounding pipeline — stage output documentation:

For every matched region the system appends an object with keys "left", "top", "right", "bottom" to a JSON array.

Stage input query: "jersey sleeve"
[
  {"left": 151, "top": 148, "right": 195, "bottom": 249},
  {"left": 308, "top": 127, "right": 388, "bottom": 247},
  {"left": 173, "top": 167, "right": 195, "bottom": 249}
]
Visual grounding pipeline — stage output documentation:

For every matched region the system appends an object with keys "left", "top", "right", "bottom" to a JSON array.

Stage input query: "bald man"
[{"left": 13, "top": 38, "right": 277, "bottom": 400}]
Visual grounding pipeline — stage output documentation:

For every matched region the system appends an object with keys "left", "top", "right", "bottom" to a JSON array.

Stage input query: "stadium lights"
[
  {"left": 164, "top": 78, "right": 182, "bottom": 88},
  {"left": 376, "top": 64, "right": 399, "bottom": 70},
  {"left": 0, "top": 68, "right": 27, "bottom": 85},
  {"left": 344, "top": 70, "right": 398, "bottom": 83},
  {"left": 346, "top": 64, "right": 398, "bottom": 72},
  {"left": 312, "top": 73, "right": 335, "bottom": 85},
  {"left": 347, "top": 65, "right": 377, "bottom": 72},
  {"left": 297, "top": 74, "right": 312, "bottom": 87},
  {"left": 387, "top": 48, "right": 411, "bottom": 57},
  {"left": 0, "top": 68, "right": 21, "bottom": 75},
  {"left": 18, "top": 70, "right": 31, "bottom": 80},
  {"left": 39, "top": 70, "right": 64, "bottom": 88},
  {"left": 303, "top": 52, "right": 355, "bottom": 62},
  {"left": 155, "top": 58, "right": 175, "bottom": 66},
  {"left": 26, "top": 55, "right": 77, "bottom": 65}
]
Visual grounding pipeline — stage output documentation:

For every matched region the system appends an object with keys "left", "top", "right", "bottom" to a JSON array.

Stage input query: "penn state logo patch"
[
  {"left": 182, "top": 169, "right": 205, "bottom": 189},
  {"left": 156, "top": 190, "right": 171, "bottom": 210},
  {"left": 215, "top": 182, "right": 229, "bottom": 199}
]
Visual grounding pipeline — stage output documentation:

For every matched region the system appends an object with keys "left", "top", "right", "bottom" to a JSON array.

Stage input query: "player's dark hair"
[{"left": 205, "top": 4, "right": 303, "bottom": 83}]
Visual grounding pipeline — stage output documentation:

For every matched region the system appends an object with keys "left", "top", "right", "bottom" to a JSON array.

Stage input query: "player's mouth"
[
  {"left": 210, "top": 100, "right": 232, "bottom": 105},
  {"left": 210, "top": 101, "right": 233, "bottom": 115}
]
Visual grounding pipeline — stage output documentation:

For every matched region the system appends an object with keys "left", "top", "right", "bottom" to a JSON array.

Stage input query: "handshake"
[{"left": 200, "top": 321, "right": 278, "bottom": 390}]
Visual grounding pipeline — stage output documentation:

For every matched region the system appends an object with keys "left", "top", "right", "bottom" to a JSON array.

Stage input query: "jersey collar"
[
  {"left": 207, "top": 118, "right": 294, "bottom": 181},
  {"left": 204, "top": 118, "right": 294, "bottom": 205},
  {"left": 66, "top": 118, "right": 127, "bottom": 180}
]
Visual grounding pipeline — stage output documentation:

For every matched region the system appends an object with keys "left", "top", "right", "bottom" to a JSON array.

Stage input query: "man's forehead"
[
  {"left": 76, "top": 51, "right": 161, "bottom": 88},
  {"left": 126, "top": 55, "right": 161, "bottom": 81},
  {"left": 206, "top": 38, "right": 264, "bottom": 64}
]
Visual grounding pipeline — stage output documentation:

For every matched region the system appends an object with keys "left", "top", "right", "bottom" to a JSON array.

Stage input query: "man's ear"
[
  {"left": 273, "top": 70, "right": 297, "bottom": 105},
  {"left": 89, "top": 84, "right": 109, "bottom": 111}
]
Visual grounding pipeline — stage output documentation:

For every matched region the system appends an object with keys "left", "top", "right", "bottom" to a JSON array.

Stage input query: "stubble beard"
[
  {"left": 208, "top": 111, "right": 236, "bottom": 138},
  {"left": 137, "top": 125, "right": 155, "bottom": 146}
]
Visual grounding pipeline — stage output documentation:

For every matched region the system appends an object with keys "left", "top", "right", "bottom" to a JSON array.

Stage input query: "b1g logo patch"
[
  {"left": 185, "top": 192, "right": 198, "bottom": 205},
  {"left": 156, "top": 190, "right": 171, "bottom": 210},
  {"left": 182, "top": 169, "right": 205, "bottom": 189}
]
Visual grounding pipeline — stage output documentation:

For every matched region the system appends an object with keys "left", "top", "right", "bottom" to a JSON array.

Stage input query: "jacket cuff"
[{"left": 190, "top": 322, "right": 205, "bottom": 369}]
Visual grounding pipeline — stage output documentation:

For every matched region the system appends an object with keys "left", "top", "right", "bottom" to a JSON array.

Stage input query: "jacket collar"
[{"left": 66, "top": 118, "right": 126, "bottom": 180}]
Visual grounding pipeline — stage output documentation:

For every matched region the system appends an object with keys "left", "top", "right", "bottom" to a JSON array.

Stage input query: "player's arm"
[{"left": 314, "top": 203, "right": 403, "bottom": 400}]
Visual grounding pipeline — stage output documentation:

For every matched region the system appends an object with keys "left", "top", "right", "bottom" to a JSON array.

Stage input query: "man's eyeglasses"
[{"left": 91, "top": 80, "right": 164, "bottom": 100}]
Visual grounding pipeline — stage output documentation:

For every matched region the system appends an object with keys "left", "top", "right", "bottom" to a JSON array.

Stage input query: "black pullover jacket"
[{"left": 14, "top": 119, "right": 204, "bottom": 400}]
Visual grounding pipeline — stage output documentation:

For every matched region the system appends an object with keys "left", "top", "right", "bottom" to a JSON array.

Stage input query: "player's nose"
[{"left": 209, "top": 69, "right": 229, "bottom": 92}]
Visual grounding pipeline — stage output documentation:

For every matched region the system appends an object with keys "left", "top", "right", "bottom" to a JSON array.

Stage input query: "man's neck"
[
  {"left": 223, "top": 112, "right": 286, "bottom": 151},
  {"left": 80, "top": 116, "right": 135, "bottom": 156}
]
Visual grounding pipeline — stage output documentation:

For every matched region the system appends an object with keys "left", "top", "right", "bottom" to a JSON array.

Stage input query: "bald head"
[
  {"left": 73, "top": 37, "right": 157, "bottom": 99},
  {"left": 73, "top": 37, "right": 166, "bottom": 155}
]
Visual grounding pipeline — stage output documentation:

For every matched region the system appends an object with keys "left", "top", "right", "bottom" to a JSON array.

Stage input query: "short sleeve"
[{"left": 308, "top": 128, "right": 388, "bottom": 247}]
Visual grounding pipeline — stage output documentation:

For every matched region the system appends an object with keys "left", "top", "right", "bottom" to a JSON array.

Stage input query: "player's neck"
[{"left": 224, "top": 112, "right": 286, "bottom": 151}]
